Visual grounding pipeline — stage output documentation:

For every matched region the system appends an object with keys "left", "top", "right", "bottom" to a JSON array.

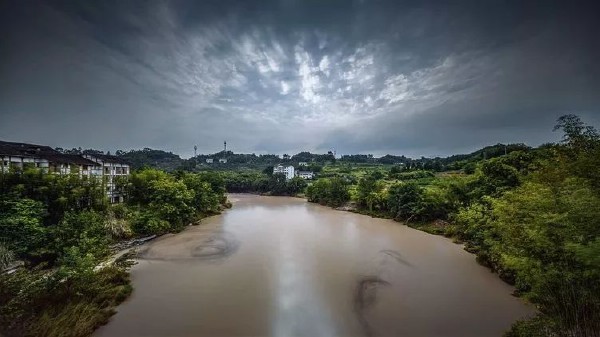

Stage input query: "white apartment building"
[
  {"left": 273, "top": 164, "right": 295, "bottom": 180},
  {"left": 219, "top": 158, "right": 228, "bottom": 163},
  {"left": 83, "top": 154, "right": 130, "bottom": 203},
  {"left": 0, "top": 141, "right": 130, "bottom": 203},
  {"left": 206, "top": 158, "right": 214, "bottom": 163},
  {"left": 0, "top": 141, "right": 100, "bottom": 176},
  {"left": 0, "top": 141, "right": 131, "bottom": 203}
]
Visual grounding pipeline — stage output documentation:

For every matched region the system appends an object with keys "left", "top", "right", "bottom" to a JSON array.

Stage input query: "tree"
[
  {"left": 262, "top": 166, "right": 274, "bottom": 176},
  {"left": 472, "top": 158, "right": 520, "bottom": 197},
  {"left": 51, "top": 211, "right": 110, "bottom": 262},
  {"left": 182, "top": 173, "right": 221, "bottom": 213},
  {"left": 494, "top": 178, "right": 600, "bottom": 335},
  {"left": 268, "top": 173, "right": 288, "bottom": 195},
  {"left": 306, "top": 178, "right": 349, "bottom": 207},
  {"left": 387, "top": 182, "right": 425, "bottom": 221},
  {"left": 286, "top": 177, "right": 308, "bottom": 195},
  {"left": 356, "top": 173, "right": 385, "bottom": 211},
  {"left": 554, "top": 114, "right": 599, "bottom": 152},
  {"left": 127, "top": 169, "right": 196, "bottom": 232},
  {"left": 553, "top": 114, "right": 600, "bottom": 193},
  {"left": 0, "top": 198, "right": 47, "bottom": 261}
]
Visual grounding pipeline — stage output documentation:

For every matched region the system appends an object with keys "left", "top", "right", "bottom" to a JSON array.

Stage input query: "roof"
[
  {"left": 84, "top": 153, "right": 130, "bottom": 165},
  {"left": 0, "top": 140, "right": 56, "bottom": 158},
  {"left": 61, "top": 155, "right": 101, "bottom": 166},
  {"left": 0, "top": 140, "right": 100, "bottom": 166}
]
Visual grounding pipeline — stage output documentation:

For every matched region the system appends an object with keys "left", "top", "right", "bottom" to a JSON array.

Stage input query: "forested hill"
[
  {"left": 52, "top": 147, "right": 186, "bottom": 171},
  {"left": 114, "top": 143, "right": 536, "bottom": 172},
  {"left": 54, "top": 143, "right": 538, "bottom": 172},
  {"left": 115, "top": 149, "right": 184, "bottom": 171}
]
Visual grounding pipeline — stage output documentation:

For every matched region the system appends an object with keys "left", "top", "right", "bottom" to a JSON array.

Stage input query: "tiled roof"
[
  {"left": 84, "top": 153, "right": 130, "bottom": 165},
  {"left": 0, "top": 140, "right": 55, "bottom": 158},
  {"left": 0, "top": 140, "right": 100, "bottom": 166}
]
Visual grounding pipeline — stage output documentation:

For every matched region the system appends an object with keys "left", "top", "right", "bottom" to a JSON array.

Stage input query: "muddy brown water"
[{"left": 95, "top": 194, "right": 534, "bottom": 337}]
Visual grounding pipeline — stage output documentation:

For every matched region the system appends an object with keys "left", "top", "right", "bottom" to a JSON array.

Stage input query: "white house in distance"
[
  {"left": 206, "top": 158, "right": 214, "bottom": 164},
  {"left": 219, "top": 158, "right": 228, "bottom": 163},
  {"left": 273, "top": 164, "right": 295, "bottom": 180},
  {"left": 83, "top": 154, "right": 130, "bottom": 203},
  {"left": 296, "top": 171, "right": 314, "bottom": 179},
  {"left": 298, "top": 162, "right": 308, "bottom": 167}
]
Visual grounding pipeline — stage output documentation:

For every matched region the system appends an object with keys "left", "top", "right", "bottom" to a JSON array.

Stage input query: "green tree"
[
  {"left": 0, "top": 198, "right": 47, "bottom": 261},
  {"left": 306, "top": 178, "right": 350, "bottom": 207},
  {"left": 356, "top": 173, "right": 385, "bottom": 210},
  {"left": 51, "top": 211, "right": 110, "bottom": 262},
  {"left": 553, "top": 114, "right": 600, "bottom": 193},
  {"left": 286, "top": 177, "right": 308, "bottom": 195},
  {"left": 126, "top": 169, "right": 196, "bottom": 233},
  {"left": 386, "top": 182, "right": 425, "bottom": 221},
  {"left": 182, "top": 173, "right": 220, "bottom": 213},
  {"left": 494, "top": 178, "right": 600, "bottom": 335},
  {"left": 147, "top": 177, "right": 195, "bottom": 229}
]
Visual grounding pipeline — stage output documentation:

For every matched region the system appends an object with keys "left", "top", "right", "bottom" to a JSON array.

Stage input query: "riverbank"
[
  {"left": 314, "top": 198, "right": 522, "bottom": 288},
  {"left": 0, "top": 209, "right": 226, "bottom": 337},
  {"left": 96, "top": 194, "right": 533, "bottom": 337}
]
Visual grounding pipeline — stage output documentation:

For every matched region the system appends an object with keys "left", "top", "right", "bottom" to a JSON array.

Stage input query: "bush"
[
  {"left": 0, "top": 198, "right": 47, "bottom": 261},
  {"left": 386, "top": 182, "right": 426, "bottom": 221},
  {"left": 130, "top": 210, "right": 171, "bottom": 235},
  {"left": 306, "top": 178, "right": 350, "bottom": 207},
  {"left": 105, "top": 204, "right": 133, "bottom": 239}
]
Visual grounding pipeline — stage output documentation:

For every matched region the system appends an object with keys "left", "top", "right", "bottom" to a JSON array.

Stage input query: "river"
[{"left": 95, "top": 194, "right": 533, "bottom": 337}]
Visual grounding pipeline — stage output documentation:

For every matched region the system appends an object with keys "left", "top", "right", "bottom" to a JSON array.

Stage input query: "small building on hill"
[
  {"left": 273, "top": 164, "right": 295, "bottom": 180},
  {"left": 297, "top": 171, "right": 314, "bottom": 179}
]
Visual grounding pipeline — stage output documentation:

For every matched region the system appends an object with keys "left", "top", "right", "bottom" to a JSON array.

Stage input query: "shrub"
[{"left": 130, "top": 210, "right": 171, "bottom": 235}]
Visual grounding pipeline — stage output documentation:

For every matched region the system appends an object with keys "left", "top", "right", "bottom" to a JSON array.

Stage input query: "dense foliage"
[
  {"left": 305, "top": 115, "right": 600, "bottom": 336},
  {"left": 116, "top": 148, "right": 184, "bottom": 171},
  {"left": 216, "top": 171, "right": 307, "bottom": 196},
  {"left": 0, "top": 167, "right": 227, "bottom": 336},
  {"left": 306, "top": 177, "right": 351, "bottom": 207},
  {"left": 122, "top": 169, "right": 228, "bottom": 234}
]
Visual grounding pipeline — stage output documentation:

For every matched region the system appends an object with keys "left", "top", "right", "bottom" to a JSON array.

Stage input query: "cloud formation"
[{"left": 1, "top": 0, "right": 598, "bottom": 157}]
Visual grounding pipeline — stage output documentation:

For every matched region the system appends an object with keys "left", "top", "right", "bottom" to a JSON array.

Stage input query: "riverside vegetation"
[
  {"left": 0, "top": 168, "right": 227, "bottom": 337},
  {"left": 131, "top": 115, "right": 597, "bottom": 336},
  {"left": 304, "top": 115, "right": 600, "bottom": 336},
  {"left": 1, "top": 114, "right": 598, "bottom": 336}
]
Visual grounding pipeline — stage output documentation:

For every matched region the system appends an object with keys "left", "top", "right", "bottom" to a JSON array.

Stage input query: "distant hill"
[
  {"left": 52, "top": 143, "right": 537, "bottom": 172},
  {"left": 115, "top": 148, "right": 184, "bottom": 171}
]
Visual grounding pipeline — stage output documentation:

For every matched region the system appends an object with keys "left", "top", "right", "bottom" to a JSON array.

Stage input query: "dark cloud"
[{"left": 1, "top": 0, "right": 598, "bottom": 157}]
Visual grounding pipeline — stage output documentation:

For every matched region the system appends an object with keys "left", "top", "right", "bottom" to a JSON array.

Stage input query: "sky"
[{"left": 1, "top": 0, "right": 599, "bottom": 158}]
